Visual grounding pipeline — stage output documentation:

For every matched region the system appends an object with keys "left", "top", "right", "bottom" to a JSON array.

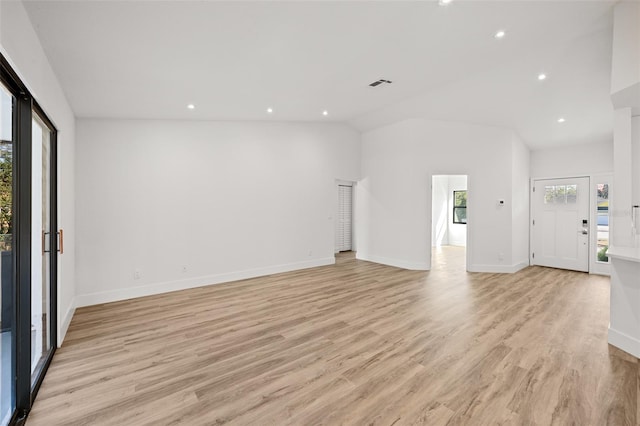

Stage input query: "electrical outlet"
[
  {"left": 498, "top": 253, "right": 504, "bottom": 261},
  {"left": 308, "top": 250, "right": 313, "bottom": 257},
  {"left": 133, "top": 269, "right": 141, "bottom": 280},
  {"left": 182, "top": 265, "right": 188, "bottom": 273}
]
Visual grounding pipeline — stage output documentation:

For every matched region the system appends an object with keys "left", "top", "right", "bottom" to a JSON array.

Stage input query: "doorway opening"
[{"left": 431, "top": 175, "right": 468, "bottom": 270}]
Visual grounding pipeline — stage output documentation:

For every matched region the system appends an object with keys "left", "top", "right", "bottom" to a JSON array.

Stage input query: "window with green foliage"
[{"left": 453, "top": 190, "right": 467, "bottom": 224}]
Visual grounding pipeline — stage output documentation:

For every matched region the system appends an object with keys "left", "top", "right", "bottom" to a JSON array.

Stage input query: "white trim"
[
  {"left": 58, "top": 298, "right": 76, "bottom": 347},
  {"left": 467, "top": 261, "right": 528, "bottom": 273},
  {"left": 512, "top": 261, "right": 530, "bottom": 273},
  {"left": 608, "top": 326, "right": 640, "bottom": 359},
  {"left": 530, "top": 173, "right": 612, "bottom": 181},
  {"left": 75, "top": 257, "right": 335, "bottom": 307},
  {"left": 356, "top": 253, "right": 429, "bottom": 271},
  {"left": 357, "top": 254, "right": 528, "bottom": 274}
]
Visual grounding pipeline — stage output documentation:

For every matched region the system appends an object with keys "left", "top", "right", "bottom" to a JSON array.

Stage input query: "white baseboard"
[
  {"left": 468, "top": 261, "right": 529, "bottom": 273},
  {"left": 608, "top": 327, "right": 640, "bottom": 359},
  {"left": 75, "top": 257, "right": 336, "bottom": 308},
  {"left": 58, "top": 298, "right": 76, "bottom": 347},
  {"left": 356, "top": 253, "right": 529, "bottom": 274},
  {"left": 510, "top": 261, "right": 529, "bottom": 273},
  {"left": 356, "top": 253, "right": 429, "bottom": 271}
]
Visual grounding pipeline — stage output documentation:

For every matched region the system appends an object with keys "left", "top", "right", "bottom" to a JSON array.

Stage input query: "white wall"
[
  {"left": 610, "top": 1, "right": 640, "bottom": 96},
  {"left": 530, "top": 140, "right": 613, "bottom": 179},
  {"left": 75, "top": 119, "right": 360, "bottom": 306},
  {"left": 447, "top": 175, "right": 467, "bottom": 247},
  {"left": 621, "top": 115, "right": 640, "bottom": 245},
  {"left": 431, "top": 175, "right": 449, "bottom": 246},
  {"left": 0, "top": 0, "right": 76, "bottom": 345},
  {"left": 632, "top": 116, "right": 640, "bottom": 227},
  {"left": 357, "top": 118, "right": 528, "bottom": 273}
]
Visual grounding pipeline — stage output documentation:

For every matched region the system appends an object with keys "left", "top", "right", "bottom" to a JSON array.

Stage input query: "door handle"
[
  {"left": 57, "top": 229, "right": 64, "bottom": 254},
  {"left": 42, "top": 231, "right": 50, "bottom": 254}
]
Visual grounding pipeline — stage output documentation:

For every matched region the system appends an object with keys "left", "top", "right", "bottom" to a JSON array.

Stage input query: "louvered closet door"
[{"left": 338, "top": 185, "right": 353, "bottom": 251}]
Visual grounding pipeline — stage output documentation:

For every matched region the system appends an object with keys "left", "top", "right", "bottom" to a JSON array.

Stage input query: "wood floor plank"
[{"left": 26, "top": 247, "right": 638, "bottom": 425}]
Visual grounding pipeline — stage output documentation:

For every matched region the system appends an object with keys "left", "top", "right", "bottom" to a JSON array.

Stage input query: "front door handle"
[
  {"left": 57, "top": 229, "right": 64, "bottom": 254},
  {"left": 42, "top": 231, "right": 50, "bottom": 254}
]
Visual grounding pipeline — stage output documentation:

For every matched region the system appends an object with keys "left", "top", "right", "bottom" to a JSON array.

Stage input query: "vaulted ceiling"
[{"left": 24, "top": 0, "right": 615, "bottom": 148}]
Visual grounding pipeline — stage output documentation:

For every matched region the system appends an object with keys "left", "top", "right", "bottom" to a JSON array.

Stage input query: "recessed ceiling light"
[
  {"left": 538, "top": 73, "right": 547, "bottom": 81},
  {"left": 187, "top": 104, "right": 195, "bottom": 110},
  {"left": 438, "top": 0, "right": 452, "bottom": 5},
  {"left": 494, "top": 30, "right": 506, "bottom": 39},
  {"left": 557, "top": 117, "right": 566, "bottom": 123},
  {"left": 267, "top": 107, "right": 273, "bottom": 113},
  {"left": 322, "top": 110, "right": 329, "bottom": 116}
]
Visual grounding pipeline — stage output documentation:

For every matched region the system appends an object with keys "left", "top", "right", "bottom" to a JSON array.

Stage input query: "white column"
[{"left": 608, "top": 1, "right": 640, "bottom": 358}]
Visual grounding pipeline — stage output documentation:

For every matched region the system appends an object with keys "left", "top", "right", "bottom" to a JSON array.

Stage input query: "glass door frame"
[
  {"left": 0, "top": 53, "right": 58, "bottom": 424},
  {"left": 30, "top": 103, "right": 57, "bottom": 398}
]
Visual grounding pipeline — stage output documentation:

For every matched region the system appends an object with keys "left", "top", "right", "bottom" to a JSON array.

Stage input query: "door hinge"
[
  {"left": 532, "top": 252, "right": 535, "bottom": 259},
  {"left": 532, "top": 219, "right": 535, "bottom": 226},
  {"left": 533, "top": 187, "right": 535, "bottom": 192}
]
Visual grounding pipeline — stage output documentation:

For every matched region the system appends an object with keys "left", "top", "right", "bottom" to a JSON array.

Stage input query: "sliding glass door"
[
  {"left": 0, "top": 79, "right": 16, "bottom": 426},
  {"left": 0, "top": 54, "right": 58, "bottom": 425},
  {"left": 31, "top": 113, "right": 54, "bottom": 386}
]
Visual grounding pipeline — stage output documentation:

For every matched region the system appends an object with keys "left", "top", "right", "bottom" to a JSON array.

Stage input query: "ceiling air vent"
[{"left": 369, "top": 79, "right": 392, "bottom": 88}]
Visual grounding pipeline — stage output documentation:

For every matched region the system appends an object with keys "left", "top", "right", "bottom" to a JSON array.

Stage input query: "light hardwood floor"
[{"left": 28, "top": 247, "right": 639, "bottom": 425}]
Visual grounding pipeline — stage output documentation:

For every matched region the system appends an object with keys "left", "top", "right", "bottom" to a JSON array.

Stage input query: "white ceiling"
[{"left": 23, "top": 0, "right": 616, "bottom": 149}]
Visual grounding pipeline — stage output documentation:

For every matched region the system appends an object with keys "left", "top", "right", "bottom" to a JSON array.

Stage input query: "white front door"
[{"left": 531, "top": 177, "right": 590, "bottom": 272}]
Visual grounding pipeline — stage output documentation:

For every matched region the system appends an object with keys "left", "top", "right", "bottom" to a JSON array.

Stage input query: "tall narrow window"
[
  {"left": 596, "top": 183, "right": 609, "bottom": 263},
  {"left": 453, "top": 190, "right": 467, "bottom": 224}
]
